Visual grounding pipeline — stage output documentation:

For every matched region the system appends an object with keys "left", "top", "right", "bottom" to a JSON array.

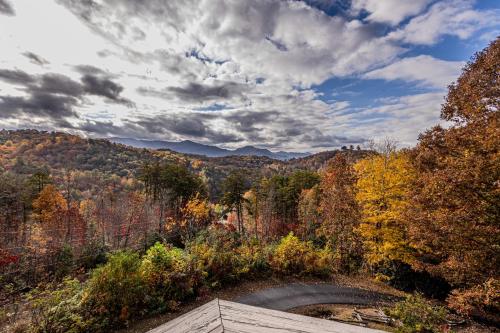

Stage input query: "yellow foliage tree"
[
  {"left": 32, "top": 184, "right": 67, "bottom": 224},
  {"left": 32, "top": 184, "right": 68, "bottom": 244},
  {"left": 181, "top": 193, "right": 211, "bottom": 240},
  {"left": 354, "top": 150, "right": 415, "bottom": 267},
  {"left": 243, "top": 189, "right": 259, "bottom": 239}
]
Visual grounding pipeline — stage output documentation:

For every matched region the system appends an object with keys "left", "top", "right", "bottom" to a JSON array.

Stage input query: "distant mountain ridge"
[{"left": 110, "top": 137, "right": 310, "bottom": 160}]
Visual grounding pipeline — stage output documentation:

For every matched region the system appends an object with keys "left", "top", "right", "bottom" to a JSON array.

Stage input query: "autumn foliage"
[
  {"left": 407, "top": 38, "right": 500, "bottom": 318},
  {"left": 0, "top": 37, "right": 499, "bottom": 333},
  {"left": 317, "top": 154, "right": 361, "bottom": 271},
  {"left": 355, "top": 149, "right": 416, "bottom": 267}
]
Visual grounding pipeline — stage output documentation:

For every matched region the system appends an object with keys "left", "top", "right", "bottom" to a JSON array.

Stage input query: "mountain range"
[{"left": 110, "top": 138, "right": 310, "bottom": 160}]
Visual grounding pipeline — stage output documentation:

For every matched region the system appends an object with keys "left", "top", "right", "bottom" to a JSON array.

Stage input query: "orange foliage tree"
[
  {"left": 32, "top": 184, "right": 68, "bottom": 246},
  {"left": 407, "top": 38, "right": 499, "bottom": 317},
  {"left": 318, "top": 154, "right": 361, "bottom": 271}
]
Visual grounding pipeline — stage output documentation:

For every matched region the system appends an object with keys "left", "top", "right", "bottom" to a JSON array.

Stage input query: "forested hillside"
[
  {"left": 0, "top": 39, "right": 498, "bottom": 333},
  {"left": 0, "top": 129, "right": 368, "bottom": 199},
  {"left": 0, "top": 129, "right": 187, "bottom": 176}
]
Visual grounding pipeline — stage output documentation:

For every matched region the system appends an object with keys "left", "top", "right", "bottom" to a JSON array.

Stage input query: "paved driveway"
[{"left": 235, "top": 283, "right": 398, "bottom": 310}]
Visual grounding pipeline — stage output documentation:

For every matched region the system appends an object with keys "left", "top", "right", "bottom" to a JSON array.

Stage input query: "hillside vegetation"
[
  {"left": 0, "top": 39, "right": 498, "bottom": 333},
  {"left": 0, "top": 129, "right": 368, "bottom": 199},
  {"left": 0, "top": 129, "right": 187, "bottom": 176}
]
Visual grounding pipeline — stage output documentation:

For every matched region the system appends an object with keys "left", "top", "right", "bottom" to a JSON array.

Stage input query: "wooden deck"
[{"left": 147, "top": 299, "right": 386, "bottom": 333}]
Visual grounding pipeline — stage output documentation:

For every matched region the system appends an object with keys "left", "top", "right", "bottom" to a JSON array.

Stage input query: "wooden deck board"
[
  {"left": 147, "top": 299, "right": 385, "bottom": 333},
  {"left": 147, "top": 299, "right": 223, "bottom": 333},
  {"left": 219, "top": 300, "right": 384, "bottom": 333}
]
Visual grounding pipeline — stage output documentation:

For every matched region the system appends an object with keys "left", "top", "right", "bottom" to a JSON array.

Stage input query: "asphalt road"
[{"left": 235, "top": 283, "right": 398, "bottom": 311}]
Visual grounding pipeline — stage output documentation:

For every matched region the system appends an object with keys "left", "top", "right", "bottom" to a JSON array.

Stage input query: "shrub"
[
  {"left": 447, "top": 278, "right": 499, "bottom": 322},
  {"left": 83, "top": 251, "right": 146, "bottom": 328},
  {"left": 234, "top": 239, "right": 270, "bottom": 277},
  {"left": 189, "top": 242, "right": 237, "bottom": 287},
  {"left": 388, "top": 293, "right": 447, "bottom": 333},
  {"left": 314, "top": 246, "right": 337, "bottom": 276},
  {"left": 140, "top": 243, "right": 201, "bottom": 312},
  {"left": 0, "top": 282, "right": 23, "bottom": 330},
  {"left": 25, "top": 233, "right": 341, "bottom": 332},
  {"left": 29, "top": 278, "right": 89, "bottom": 333},
  {"left": 78, "top": 241, "right": 108, "bottom": 270},
  {"left": 188, "top": 228, "right": 241, "bottom": 287},
  {"left": 269, "top": 233, "right": 334, "bottom": 276},
  {"left": 53, "top": 245, "right": 74, "bottom": 279}
]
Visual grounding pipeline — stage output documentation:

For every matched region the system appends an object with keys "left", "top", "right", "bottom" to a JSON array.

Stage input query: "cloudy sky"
[{"left": 0, "top": 0, "right": 498, "bottom": 152}]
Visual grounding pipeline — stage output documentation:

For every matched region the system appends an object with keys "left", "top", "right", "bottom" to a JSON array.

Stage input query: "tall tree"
[
  {"left": 32, "top": 184, "right": 68, "bottom": 246},
  {"left": 0, "top": 172, "right": 29, "bottom": 251},
  {"left": 181, "top": 193, "right": 211, "bottom": 241},
  {"left": 255, "top": 177, "right": 276, "bottom": 240},
  {"left": 297, "top": 186, "right": 321, "bottom": 241},
  {"left": 318, "top": 154, "right": 361, "bottom": 271},
  {"left": 255, "top": 171, "right": 320, "bottom": 239},
  {"left": 222, "top": 170, "right": 249, "bottom": 235},
  {"left": 142, "top": 162, "right": 205, "bottom": 232},
  {"left": 407, "top": 38, "right": 499, "bottom": 289},
  {"left": 28, "top": 169, "right": 51, "bottom": 196},
  {"left": 354, "top": 148, "right": 416, "bottom": 267},
  {"left": 244, "top": 189, "right": 259, "bottom": 240}
]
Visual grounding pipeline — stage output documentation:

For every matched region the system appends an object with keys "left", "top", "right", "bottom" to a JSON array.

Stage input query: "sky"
[{"left": 0, "top": 0, "right": 498, "bottom": 152}]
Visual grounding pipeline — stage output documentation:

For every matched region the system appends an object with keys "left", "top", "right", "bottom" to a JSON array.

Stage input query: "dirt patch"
[
  {"left": 290, "top": 304, "right": 499, "bottom": 333},
  {"left": 291, "top": 304, "right": 396, "bottom": 332}
]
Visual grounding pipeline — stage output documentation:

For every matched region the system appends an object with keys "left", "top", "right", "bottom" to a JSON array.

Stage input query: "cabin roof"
[{"left": 147, "top": 298, "right": 385, "bottom": 333}]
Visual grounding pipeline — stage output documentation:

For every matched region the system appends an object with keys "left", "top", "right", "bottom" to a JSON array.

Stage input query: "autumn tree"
[
  {"left": 354, "top": 147, "right": 416, "bottom": 269},
  {"left": 0, "top": 172, "right": 29, "bottom": 251},
  {"left": 297, "top": 186, "right": 321, "bottom": 242},
  {"left": 142, "top": 162, "right": 205, "bottom": 232},
  {"left": 254, "top": 171, "right": 319, "bottom": 239},
  {"left": 28, "top": 169, "right": 51, "bottom": 195},
  {"left": 407, "top": 39, "right": 499, "bottom": 297},
  {"left": 119, "top": 192, "right": 149, "bottom": 249},
  {"left": 255, "top": 177, "right": 276, "bottom": 240},
  {"left": 79, "top": 198, "right": 101, "bottom": 247},
  {"left": 32, "top": 184, "right": 68, "bottom": 246},
  {"left": 287, "top": 170, "right": 320, "bottom": 229},
  {"left": 244, "top": 189, "right": 259, "bottom": 240},
  {"left": 222, "top": 170, "right": 249, "bottom": 235},
  {"left": 318, "top": 154, "right": 361, "bottom": 271},
  {"left": 181, "top": 193, "right": 211, "bottom": 241}
]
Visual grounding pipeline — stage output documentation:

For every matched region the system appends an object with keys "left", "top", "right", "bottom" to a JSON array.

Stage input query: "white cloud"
[
  {"left": 351, "top": 0, "right": 432, "bottom": 26},
  {"left": 58, "top": 0, "right": 404, "bottom": 88},
  {"left": 331, "top": 92, "right": 446, "bottom": 146},
  {"left": 389, "top": 0, "right": 500, "bottom": 45},
  {"left": 363, "top": 55, "right": 464, "bottom": 89},
  {"left": 0, "top": 0, "right": 495, "bottom": 151}
]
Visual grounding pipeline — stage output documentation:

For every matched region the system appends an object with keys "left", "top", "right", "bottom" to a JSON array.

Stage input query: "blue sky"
[{"left": 0, "top": 0, "right": 498, "bottom": 151}]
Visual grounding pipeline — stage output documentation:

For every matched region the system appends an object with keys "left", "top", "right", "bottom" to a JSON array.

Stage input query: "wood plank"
[
  {"left": 219, "top": 300, "right": 385, "bottom": 333},
  {"left": 147, "top": 299, "right": 223, "bottom": 333},
  {"left": 147, "top": 299, "right": 385, "bottom": 333}
]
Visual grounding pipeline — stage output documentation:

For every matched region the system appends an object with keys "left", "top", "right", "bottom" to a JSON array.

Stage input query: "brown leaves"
[
  {"left": 318, "top": 154, "right": 362, "bottom": 270},
  {"left": 442, "top": 38, "right": 500, "bottom": 124},
  {"left": 408, "top": 38, "right": 500, "bottom": 288}
]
